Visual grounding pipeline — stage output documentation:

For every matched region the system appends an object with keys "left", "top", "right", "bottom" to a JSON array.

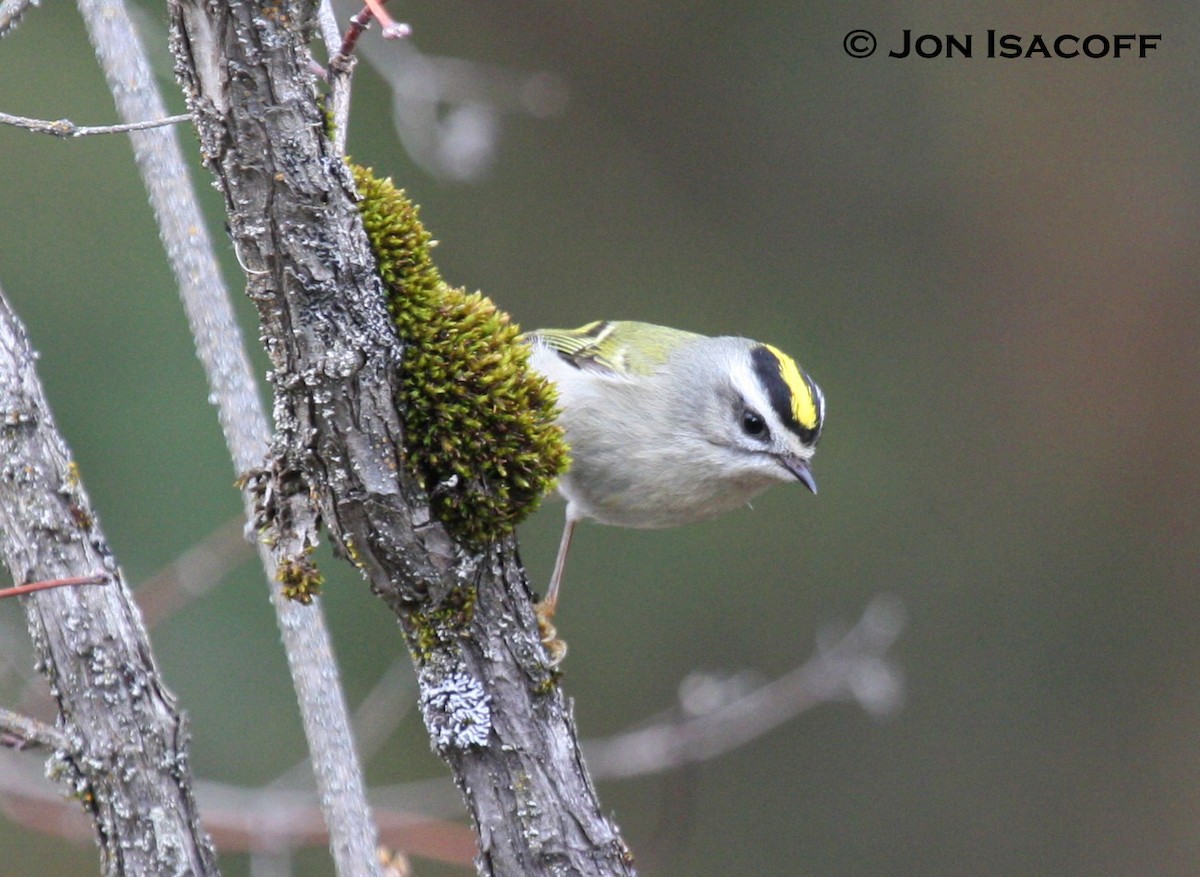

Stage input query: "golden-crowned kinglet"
[{"left": 527, "top": 320, "right": 824, "bottom": 638}]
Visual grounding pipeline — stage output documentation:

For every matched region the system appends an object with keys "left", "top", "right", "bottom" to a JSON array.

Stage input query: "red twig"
[
  {"left": 334, "top": 0, "right": 411, "bottom": 63},
  {"left": 0, "top": 574, "right": 108, "bottom": 599},
  {"left": 362, "top": 0, "right": 410, "bottom": 39}
]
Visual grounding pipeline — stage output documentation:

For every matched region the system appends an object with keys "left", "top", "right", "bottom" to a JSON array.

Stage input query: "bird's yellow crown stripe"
[{"left": 764, "top": 343, "right": 819, "bottom": 431}]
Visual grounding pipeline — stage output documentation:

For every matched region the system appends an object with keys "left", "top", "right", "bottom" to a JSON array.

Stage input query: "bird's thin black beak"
[{"left": 780, "top": 456, "right": 818, "bottom": 495}]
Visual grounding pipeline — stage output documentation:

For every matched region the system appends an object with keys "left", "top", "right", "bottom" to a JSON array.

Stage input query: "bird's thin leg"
[
  {"left": 541, "top": 516, "right": 575, "bottom": 619},
  {"left": 535, "top": 517, "right": 576, "bottom": 664}
]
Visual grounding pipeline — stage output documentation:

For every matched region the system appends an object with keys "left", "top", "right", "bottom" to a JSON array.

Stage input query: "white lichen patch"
[{"left": 418, "top": 665, "right": 492, "bottom": 751}]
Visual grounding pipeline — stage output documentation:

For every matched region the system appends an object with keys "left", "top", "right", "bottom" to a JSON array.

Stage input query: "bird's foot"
[{"left": 535, "top": 600, "right": 568, "bottom": 666}]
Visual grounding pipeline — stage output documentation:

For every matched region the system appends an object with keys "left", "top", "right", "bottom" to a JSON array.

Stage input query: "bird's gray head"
[{"left": 691, "top": 337, "right": 824, "bottom": 494}]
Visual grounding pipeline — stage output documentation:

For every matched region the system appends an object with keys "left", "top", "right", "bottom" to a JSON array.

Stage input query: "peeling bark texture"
[
  {"left": 0, "top": 288, "right": 219, "bottom": 877},
  {"left": 166, "top": 2, "right": 636, "bottom": 874}
]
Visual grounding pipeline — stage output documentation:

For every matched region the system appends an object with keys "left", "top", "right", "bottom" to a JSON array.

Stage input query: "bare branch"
[
  {"left": 585, "top": 595, "right": 906, "bottom": 780},
  {"left": 271, "top": 659, "right": 417, "bottom": 790},
  {"left": 75, "top": 0, "right": 384, "bottom": 872},
  {"left": 0, "top": 109, "right": 191, "bottom": 137},
  {"left": 0, "top": 707, "right": 68, "bottom": 751},
  {"left": 0, "top": 284, "right": 218, "bottom": 874}
]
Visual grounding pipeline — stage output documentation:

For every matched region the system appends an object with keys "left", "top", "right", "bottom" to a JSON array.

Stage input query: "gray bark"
[
  {"left": 166, "top": 1, "right": 636, "bottom": 873},
  {"left": 0, "top": 286, "right": 219, "bottom": 876}
]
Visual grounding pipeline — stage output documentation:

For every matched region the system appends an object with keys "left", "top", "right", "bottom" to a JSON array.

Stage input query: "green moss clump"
[
  {"left": 351, "top": 164, "right": 568, "bottom": 545},
  {"left": 277, "top": 553, "right": 324, "bottom": 604}
]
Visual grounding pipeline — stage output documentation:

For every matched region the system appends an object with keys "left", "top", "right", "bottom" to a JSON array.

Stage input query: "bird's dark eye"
[{"left": 741, "top": 409, "right": 768, "bottom": 439}]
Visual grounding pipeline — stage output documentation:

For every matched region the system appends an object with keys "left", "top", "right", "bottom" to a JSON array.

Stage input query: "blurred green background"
[{"left": 1, "top": 1, "right": 1198, "bottom": 875}]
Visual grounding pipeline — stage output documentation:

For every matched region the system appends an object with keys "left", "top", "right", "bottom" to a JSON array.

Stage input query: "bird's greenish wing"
[{"left": 527, "top": 320, "right": 702, "bottom": 377}]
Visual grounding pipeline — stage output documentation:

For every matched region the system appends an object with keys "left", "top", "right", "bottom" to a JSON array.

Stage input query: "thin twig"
[
  {"left": 333, "top": 6, "right": 374, "bottom": 62},
  {"left": 0, "top": 110, "right": 190, "bottom": 138},
  {"left": 0, "top": 707, "right": 69, "bottom": 751},
  {"left": 360, "top": 0, "right": 411, "bottom": 41},
  {"left": 340, "top": 660, "right": 418, "bottom": 763},
  {"left": 327, "top": 0, "right": 411, "bottom": 82},
  {"left": 1, "top": 524, "right": 247, "bottom": 727},
  {"left": 0, "top": 573, "right": 107, "bottom": 600}
]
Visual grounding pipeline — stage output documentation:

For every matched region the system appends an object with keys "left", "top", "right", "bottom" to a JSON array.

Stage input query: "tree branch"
[
  {"left": 167, "top": 2, "right": 636, "bottom": 873},
  {"left": 0, "top": 707, "right": 69, "bottom": 751},
  {"left": 74, "top": 0, "right": 385, "bottom": 872},
  {"left": 0, "top": 109, "right": 191, "bottom": 137},
  {"left": 0, "top": 284, "right": 219, "bottom": 876},
  {"left": 585, "top": 596, "right": 906, "bottom": 779}
]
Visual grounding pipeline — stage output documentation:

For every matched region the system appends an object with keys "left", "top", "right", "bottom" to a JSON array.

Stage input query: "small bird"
[{"left": 526, "top": 320, "right": 824, "bottom": 653}]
